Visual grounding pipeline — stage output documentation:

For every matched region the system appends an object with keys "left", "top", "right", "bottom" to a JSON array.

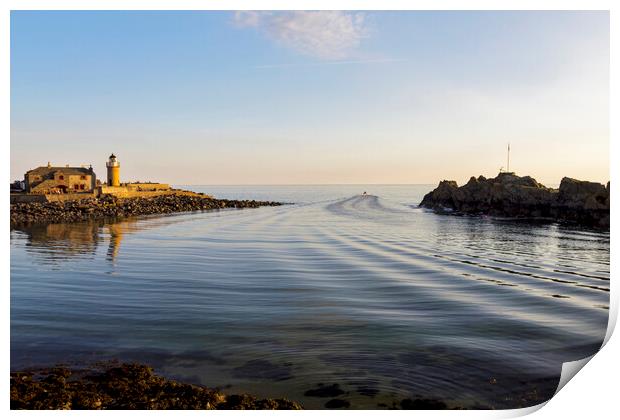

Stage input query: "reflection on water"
[
  {"left": 23, "top": 222, "right": 101, "bottom": 263},
  {"left": 16, "top": 214, "right": 198, "bottom": 265},
  {"left": 107, "top": 222, "right": 124, "bottom": 262},
  {"left": 10, "top": 186, "right": 609, "bottom": 409},
  {"left": 17, "top": 219, "right": 136, "bottom": 265}
]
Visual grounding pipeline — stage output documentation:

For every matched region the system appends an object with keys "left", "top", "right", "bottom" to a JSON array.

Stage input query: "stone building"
[
  {"left": 24, "top": 163, "right": 96, "bottom": 194},
  {"left": 15, "top": 153, "right": 171, "bottom": 202}
]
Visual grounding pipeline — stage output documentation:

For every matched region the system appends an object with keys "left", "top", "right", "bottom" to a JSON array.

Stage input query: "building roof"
[{"left": 26, "top": 166, "right": 93, "bottom": 176}]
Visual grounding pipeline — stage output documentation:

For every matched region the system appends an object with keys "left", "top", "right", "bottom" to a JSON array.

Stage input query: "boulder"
[
  {"left": 420, "top": 172, "right": 609, "bottom": 228},
  {"left": 419, "top": 180, "right": 459, "bottom": 210},
  {"left": 552, "top": 177, "right": 610, "bottom": 226},
  {"left": 556, "top": 177, "right": 608, "bottom": 210}
]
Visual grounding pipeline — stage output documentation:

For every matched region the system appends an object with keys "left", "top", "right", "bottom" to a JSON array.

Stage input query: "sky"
[{"left": 10, "top": 11, "right": 609, "bottom": 185}]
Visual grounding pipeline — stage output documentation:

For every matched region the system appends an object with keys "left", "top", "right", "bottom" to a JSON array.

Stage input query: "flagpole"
[{"left": 507, "top": 143, "right": 510, "bottom": 173}]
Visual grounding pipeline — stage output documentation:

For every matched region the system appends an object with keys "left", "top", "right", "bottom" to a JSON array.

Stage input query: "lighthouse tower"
[{"left": 106, "top": 153, "right": 120, "bottom": 186}]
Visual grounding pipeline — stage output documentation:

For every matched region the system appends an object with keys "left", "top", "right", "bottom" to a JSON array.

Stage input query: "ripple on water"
[{"left": 10, "top": 187, "right": 609, "bottom": 409}]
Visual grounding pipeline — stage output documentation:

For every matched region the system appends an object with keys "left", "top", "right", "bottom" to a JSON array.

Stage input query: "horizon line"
[
  {"left": 172, "top": 183, "right": 436, "bottom": 186},
  {"left": 170, "top": 182, "right": 564, "bottom": 186}
]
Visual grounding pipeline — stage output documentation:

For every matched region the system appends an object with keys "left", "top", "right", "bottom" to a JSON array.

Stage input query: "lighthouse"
[{"left": 106, "top": 153, "right": 120, "bottom": 186}]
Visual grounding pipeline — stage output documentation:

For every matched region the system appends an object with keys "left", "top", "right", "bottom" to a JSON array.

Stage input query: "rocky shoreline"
[
  {"left": 10, "top": 360, "right": 552, "bottom": 410},
  {"left": 10, "top": 193, "right": 283, "bottom": 227},
  {"left": 420, "top": 173, "right": 609, "bottom": 229},
  {"left": 11, "top": 362, "right": 302, "bottom": 410}
]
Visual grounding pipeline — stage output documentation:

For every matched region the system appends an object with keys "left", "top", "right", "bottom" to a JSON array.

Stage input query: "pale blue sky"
[{"left": 11, "top": 11, "right": 609, "bottom": 185}]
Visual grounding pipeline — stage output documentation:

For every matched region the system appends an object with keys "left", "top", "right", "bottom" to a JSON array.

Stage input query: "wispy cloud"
[
  {"left": 253, "top": 58, "right": 407, "bottom": 69},
  {"left": 233, "top": 11, "right": 369, "bottom": 60}
]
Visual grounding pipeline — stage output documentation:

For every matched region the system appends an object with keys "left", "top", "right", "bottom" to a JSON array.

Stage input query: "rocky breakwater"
[
  {"left": 11, "top": 193, "right": 283, "bottom": 227},
  {"left": 420, "top": 172, "right": 609, "bottom": 228}
]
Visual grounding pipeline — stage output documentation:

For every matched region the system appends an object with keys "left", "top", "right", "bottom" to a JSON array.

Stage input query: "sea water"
[{"left": 10, "top": 185, "right": 609, "bottom": 409}]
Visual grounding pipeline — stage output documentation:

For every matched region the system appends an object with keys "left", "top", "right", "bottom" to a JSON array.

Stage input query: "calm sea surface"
[{"left": 11, "top": 185, "right": 610, "bottom": 409}]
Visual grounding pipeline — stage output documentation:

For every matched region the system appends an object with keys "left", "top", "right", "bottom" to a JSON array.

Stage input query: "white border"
[{"left": 3, "top": 1, "right": 616, "bottom": 419}]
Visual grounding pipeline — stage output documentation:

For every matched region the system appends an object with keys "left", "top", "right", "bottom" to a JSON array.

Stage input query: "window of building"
[
  {"left": 79, "top": 184, "right": 85, "bottom": 190},
  {"left": 80, "top": 175, "right": 86, "bottom": 180},
  {"left": 59, "top": 175, "right": 64, "bottom": 180},
  {"left": 74, "top": 184, "right": 79, "bottom": 190}
]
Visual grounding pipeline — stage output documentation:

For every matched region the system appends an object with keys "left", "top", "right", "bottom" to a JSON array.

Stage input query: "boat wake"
[{"left": 10, "top": 191, "right": 610, "bottom": 409}]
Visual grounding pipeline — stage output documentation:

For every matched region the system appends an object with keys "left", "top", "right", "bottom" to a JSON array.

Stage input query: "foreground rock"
[
  {"left": 11, "top": 362, "right": 302, "bottom": 410},
  {"left": 420, "top": 173, "right": 609, "bottom": 228},
  {"left": 10, "top": 193, "right": 283, "bottom": 227}
]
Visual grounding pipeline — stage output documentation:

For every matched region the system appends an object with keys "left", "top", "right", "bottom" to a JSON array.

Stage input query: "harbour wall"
[{"left": 11, "top": 188, "right": 208, "bottom": 204}]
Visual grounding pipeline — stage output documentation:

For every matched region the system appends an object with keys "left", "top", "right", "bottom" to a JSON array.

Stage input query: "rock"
[
  {"left": 10, "top": 362, "right": 302, "bottom": 410},
  {"left": 324, "top": 399, "right": 350, "bottom": 409},
  {"left": 400, "top": 398, "right": 448, "bottom": 410},
  {"left": 554, "top": 177, "right": 610, "bottom": 227},
  {"left": 419, "top": 180, "right": 459, "bottom": 210},
  {"left": 218, "top": 393, "right": 302, "bottom": 410},
  {"left": 10, "top": 193, "right": 285, "bottom": 228},
  {"left": 420, "top": 172, "right": 609, "bottom": 228},
  {"left": 557, "top": 177, "right": 608, "bottom": 209},
  {"left": 304, "top": 383, "right": 345, "bottom": 398}
]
